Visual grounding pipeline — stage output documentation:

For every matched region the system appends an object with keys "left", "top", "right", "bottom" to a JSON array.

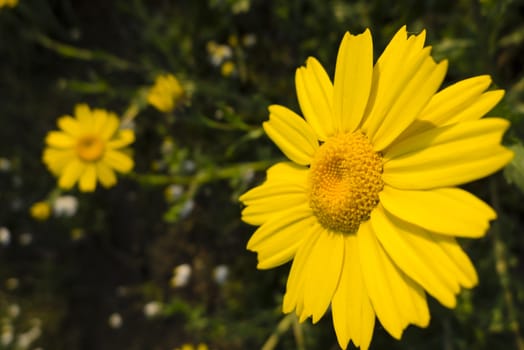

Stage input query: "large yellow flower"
[
  {"left": 43, "top": 104, "right": 134, "bottom": 192},
  {"left": 240, "top": 26, "right": 513, "bottom": 349}
]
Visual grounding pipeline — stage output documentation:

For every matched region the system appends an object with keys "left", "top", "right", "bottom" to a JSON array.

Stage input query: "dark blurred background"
[{"left": 1, "top": 0, "right": 524, "bottom": 349}]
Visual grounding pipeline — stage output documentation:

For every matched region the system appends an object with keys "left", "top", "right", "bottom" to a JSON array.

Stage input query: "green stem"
[
  {"left": 29, "top": 32, "right": 138, "bottom": 71},
  {"left": 291, "top": 313, "right": 306, "bottom": 350},
  {"left": 121, "top": 103, "right": 141, "bottom": 127},
  {"left": 489, "top": 178, "right": 524, "bottom": 350},
  {"left": 131, "top": 160, "right": 277, "bottom": 187},
  {"left": 261, "top": 313, "right": 294, "bottom": 350}
]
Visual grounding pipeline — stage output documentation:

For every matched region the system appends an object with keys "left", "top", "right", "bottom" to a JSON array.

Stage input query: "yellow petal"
[
  {"left": 263, "top": 105, "right": 319, "bottom": 165},
  {"left": 369, "top": 52, "right": 448, "bottom": 151},
  {"left": 303, "top": 229, "right": 344, "bottom": 323},
  {"left": 74, "top": 104, "right": 92, "bottom": 125},
  {"left": 265, "top": 161, "right": 308, "bottom": 182},
  {"left": 436, "top": 234, "right": 478, "bottom": 288},
  {"left": 371, "top": 204, "right": 463, "bottom": 307},
  {"left": 380, "top": 186, "right": 496, "bottom": 237},
  {"left": 283, "top": 227, "right": 319, "bottom": 315},
  {"left": 108, "top": 130, "right": 135, "bottom": 149},
  {"left": 58, "top": 159, "right": 86, "bottom": 189},
  {"left": 295, "top": 57, "right": 334, "bottom": 140},
  {"left": 383, "top": 118, "right": 513, "bottom": 189},
  {"left": 92, "top": 109, "right": 109, "bottom": 135},
  {"left": 45, "top": 131, "right": 76, "bottom": 148},
  {"left": 402, "top": 75, "right": 504, "bottom": 138},
  {"left": 331, "top": 234, "right": 375, "bottom": 350},
  {"left": 96, "top": 162, "right": 117, "bottom": 188},
  {"left": 104, "top": 150, "right": 134, "bottom": 173},
  {"left": 79, "top": 164, "right": 97, "bottom": 192},
  {"left": 358, "top": 221, "right": 429, "bottom": 339},
  {"left": 362, "top": 27, "right": 425, "bottom": 140},
  {"left": 240, "top": 182, "right": 308, "bottom": 225},
  {"left": 332, "top": 29, "right": 373, "bottom": 133},
  {"left": 43, "top": 149, "right": 75, "bottom": 174},
  {"left": 57, "top": 115, "right": 81, "bottom": 136},
  {"left": 254, "top": 214, "right": 317, "bottom": 270},
  {"left": 246, "top": 203, "right": 314, "bottom": 269},
  {"left": 99, "top": 113, "right": 120, "bottom": 140}
]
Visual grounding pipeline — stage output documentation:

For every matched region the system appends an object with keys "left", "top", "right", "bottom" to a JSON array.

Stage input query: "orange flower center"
[
  {"left": 76, "top": 135, "right": 105, "bottom": 162},
  {"left": 308, "top": 131, "right": 383, "bottom": 233}
]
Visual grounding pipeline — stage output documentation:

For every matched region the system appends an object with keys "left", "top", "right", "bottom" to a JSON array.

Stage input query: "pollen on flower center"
[
  {"left": 76, "top": 135, "right": 105, "bottom": 162},
  {"left": 308, "top": 131, "right": 384, "bottom": 234}
]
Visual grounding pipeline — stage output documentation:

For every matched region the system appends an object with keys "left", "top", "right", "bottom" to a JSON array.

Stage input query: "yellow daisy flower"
[
  {"left": 29, "top": 201, "right": 51, "bottom": 221},
  {"left": 240, "top": 26, "right": 513, "bottom": 350},
  {"left": 43, "top": 104, "right": 135, "bottom": 192},
  {"left": 147, "top": 74, "right": 185, "bottom": 113},
  {"left": 0, "top": 0, "right": 18, "bottom": 8}
]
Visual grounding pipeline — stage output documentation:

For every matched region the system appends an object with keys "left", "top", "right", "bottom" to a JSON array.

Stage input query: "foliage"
[{"left": 1, "top": 0, "right": 524, "bottom": 349}]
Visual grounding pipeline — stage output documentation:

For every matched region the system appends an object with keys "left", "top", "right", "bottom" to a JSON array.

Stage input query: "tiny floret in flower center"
[
  {"left": 76, "top": 135, "right": 105, "bottom": 162},
  {"left": 308, "top": 131, "right": 383, "bottom": 234}
]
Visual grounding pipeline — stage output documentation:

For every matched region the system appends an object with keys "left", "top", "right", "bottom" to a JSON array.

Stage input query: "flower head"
[
  {"left": 240, "top": 26, "right": 513, "bottom": 350},
  {"left": 0, "top": 0, "right": 18, "bottom": 9},
  {"left": 43, "top": 104, "right": 134, "bottom": 192},
  {"left": 147, "top": 74, "right": 185, "bottom": 113},
  {"left": 29, "top": 201, "right": 51, "bottom": 221}
]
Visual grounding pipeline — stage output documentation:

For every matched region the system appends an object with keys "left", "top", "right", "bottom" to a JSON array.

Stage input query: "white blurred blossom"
[
  {"left": 143, "top": 301, "right": 163, "bottom": 318},
  {"left": 5, "top": 277, "right": 19, "bottom": 290},
  {"left": 1, "top": 324, "right": 13, "bottom": 346},
  {"left": 171, "top": 263, "right": 192, "bottom": 288},
  {"left": 18, "top": 233, "right": 32, "bottom": 246},
  {"left": 164, "top": 185, "right": 184, "bottom": 202},
  {"left": 0, "top": 158, "right": 11, "bottom": 172},
  {"left": 53, "top": 195, "right": 78, "bottom": 217},
  {"left": 213, "top": 265, "right": 229, "bottom": 285},
  {"left": 179, "top": 200, "right": 194, "bottom": 219},
  {"left": 108, "top": 313, "right": 123, "bottom": 329},
  {"left": 15, "top": 318, "right": 41, "bottom": 350},
  {"left": 207, "top": 41, "right": 233, "bottom": 66},
  {"left": 242, "top": 33, "right": 257, "bottom": 47},
  {"left": 8, "top": 304, "right": 20, "bottom": 318},
  {"left": 0, "top": 227, "right": 10, "bottom": 245}
]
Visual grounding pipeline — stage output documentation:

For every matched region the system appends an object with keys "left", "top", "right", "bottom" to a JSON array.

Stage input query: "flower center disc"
[
  {"left": 308, "top": 131, "right": 383, "bottom": 234},
  {"left": 76, "top": 135, "right": 105, "bottom": 162}
]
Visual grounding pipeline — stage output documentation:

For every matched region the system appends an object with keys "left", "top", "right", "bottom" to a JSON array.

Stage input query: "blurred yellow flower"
[
  {"left": 147, "top": 74, "right": 184, "bottom": 113},
  {"left": 240, "top": 26, "right": 513, "bottom": 350},
  {"left": 30, "top": 201, "right": 51, "bottom": 221},
  {"left": 176, "top": 343, "right": 208, "bottom": 350},
  {"left": 0, "top": 0, "right": 18, "bottom": 8},
  {"left": 221, "top": 61, "right": 236, "bottom": 77},
  {"left": 43, "top": 104, "right": 135, "bottom": 192}
]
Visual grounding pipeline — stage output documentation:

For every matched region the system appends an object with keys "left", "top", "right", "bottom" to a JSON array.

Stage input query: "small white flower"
[
  {"left": 5, "top": 277, "right": 19, "bottom": 290},
  {"left": 207, "top": 41, "right": 233, "bottom": 66},
  {"left": 18, "top": 233, "right": 32, "bottom": 246},
  {"left": 8, "top": 304, "right": 20, "bottom": 318},
  {"left": 0, "top": 227, "right": 11, "bottom": 245},
  {"left": 242, "top": 33, "right": 257, "bottom": 47},
  {"left": 231, "top": 0, "right": 250, "bottom": 13},
  {"left": 1, "top": 324, "right": 13, "bottom": 346},
  {"left": 165, "top": 185, "right": 184, "bottom": 202},
  {"left": 53, "top": 195, "right": 78, "bottom": 217},
  {"left": 171, "top": 263, "right": 192, "bottom": 288},
  {"left": 108, "top": 313, "right": 123, "bottom": 329},
  {"left": 179, "top": 200, "right": 194, "bottom": 219},
  {"left": 213, "top": 265, "right": 229, "bottom": 285},
  {"left": 0, "top": 158, "right": 11, "bottom": 172},
  {"left": 143, "top": 301, "right": 163, "bottom": 318}
]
